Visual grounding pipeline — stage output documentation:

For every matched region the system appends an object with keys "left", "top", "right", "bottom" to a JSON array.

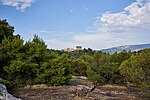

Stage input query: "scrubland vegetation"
[{"left": 0, "top": 20, "right": 149, "bottom": 94}]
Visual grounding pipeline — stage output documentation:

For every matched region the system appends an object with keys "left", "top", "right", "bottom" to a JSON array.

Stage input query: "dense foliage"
[
  {"left": 120, "top": 49, "right": 150, "bottom": 93},
  {"left": 0, "top": 20, "right": 71, "bottom": 87},
  {"left": 0, "top": 19, "right": 14, "bottom": 43},
  {"left": 0, "top": 20, "right": 150, "bottom": 94}
]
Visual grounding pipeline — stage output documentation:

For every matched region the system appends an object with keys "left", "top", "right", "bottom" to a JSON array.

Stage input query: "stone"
[{"left": 0, "top": 84, "right": 21, "bottom": 100}]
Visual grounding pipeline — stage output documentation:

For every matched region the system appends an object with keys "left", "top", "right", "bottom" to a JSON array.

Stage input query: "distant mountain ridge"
[{"left": 100, "top": 43, "right": 150, "bottom": 54}]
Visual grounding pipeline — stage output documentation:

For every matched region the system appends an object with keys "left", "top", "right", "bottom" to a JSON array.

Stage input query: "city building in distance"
[{"left": 63, "top": 46, "right": 82, "bottom": 52}]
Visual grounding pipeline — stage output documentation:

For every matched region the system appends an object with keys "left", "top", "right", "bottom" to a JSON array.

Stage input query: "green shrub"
[
  {"left": 120, "top": 50, "right": 150, "bottom": 94},
  {"left": 0, "top": 79, "right": 14, "bottom": 91}
]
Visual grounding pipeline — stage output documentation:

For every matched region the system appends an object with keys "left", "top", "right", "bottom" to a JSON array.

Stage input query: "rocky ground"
[
  {"left": 11, "top": 77, "right": 150, "bottom": 100},
  {"left": 0, "top": 84, "right": 21, "bottom": 100},
  {"left": 12, "top": 85, "right": 149, "bottom": 100}
]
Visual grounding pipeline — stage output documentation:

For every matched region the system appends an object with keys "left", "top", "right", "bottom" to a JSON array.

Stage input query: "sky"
[{"left": 0, "top": 0, "right": 150, "bottom": 50}]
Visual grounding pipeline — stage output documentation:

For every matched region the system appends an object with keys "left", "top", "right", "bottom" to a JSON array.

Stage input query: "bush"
[
  {"left": 120, "top": 50, "right": 150, "bottom": 93},
  {"left": 0, "top": 79, "right": 14, "bottom": 91},
  {"left": 70, "top": 59, "right": 88, "bottom": 76}
]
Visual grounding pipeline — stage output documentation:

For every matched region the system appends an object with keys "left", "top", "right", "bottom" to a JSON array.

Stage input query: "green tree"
[
  {"left": 110, "top": 50, "right": 131, "bottom": 65},
  {"left": 23, "top": 35, "right": 48, "bottom": 64},
  {"left": 0, "top": 19, "right": 18, "bottom": 78},
  {"left": 4, "top": 60, "right": 38, "bottom": 86},
  {"left": 86, "top": 52, "right": 124, "bottom": 84},
  {"left": 120, "top": 49, "right": 150, "bottom": 93},
  {"left": 4, "top": 35, "right": 48, "bottom": 85},
  {"left": 0, "top": 19, "right": 14, "bottom": 43},
  {"left": 70, "top": 59, "right": 88, "bottom": 76},
  {"left": 0, "top": 36, "right": 24, "bottom": 78},
  {"left": 3, "top": 35, "right": 72, "bottom": 87},
  {"left": 98, "top": 62, "right": 122, "bottom": 84},
  {"left": 36, "top": 54, "right": 72, "bottom": 86},
  {"left": 83, "top": 48, "right": 94, "bottom": 55}
]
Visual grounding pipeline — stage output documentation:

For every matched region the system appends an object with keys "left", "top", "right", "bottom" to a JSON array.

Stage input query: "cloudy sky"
[{"left": 0, "top": 0, "right": 150, "bottom": 50}]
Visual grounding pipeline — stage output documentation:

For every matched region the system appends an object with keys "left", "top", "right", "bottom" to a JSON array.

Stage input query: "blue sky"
[{"left": 0, "top": 0, "right": 150, "bottom": 50}]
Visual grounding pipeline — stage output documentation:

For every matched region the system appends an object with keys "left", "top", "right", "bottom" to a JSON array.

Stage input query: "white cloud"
[
  {"left": 72, "top": 32, "right": 127, "bottom": 49},
  {"left": 19, "top": 0, "right": 150, "bottom": 50},
  {"left": 71, "top": 0, "right": 150, "bottom": 49},
  {"left": 32, "top": 31, "right": 78, "bottom": 50},
  {"left": 71, "top": 29, "right": 150, "bottom": 50},
  {"left": 46, "top": 39, "right": 76, "bottom": 50},
  {"left": 48, "top": 0, "right": 150, "bottom": 50},
  {"left": 100, "top": 0, "right": 150, "bottom": 32},
  {"left": 73, "top": 33, "right": 122, "bottom": 43},
  {"left": 0, "top": 0, "right": 35, "bottom": 12}
]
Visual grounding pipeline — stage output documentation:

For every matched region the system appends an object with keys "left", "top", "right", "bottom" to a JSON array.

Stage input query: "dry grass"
[
  {"left": 97, "top": 84, "right": 128, "bottom": 91},
  {"left": 23, "top": 84, "right": 65, "bottom": 89}
]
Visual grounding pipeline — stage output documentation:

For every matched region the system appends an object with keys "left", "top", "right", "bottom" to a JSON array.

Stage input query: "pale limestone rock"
[{"left": 0, "top": 84, "right": 21, "bottom": 100}]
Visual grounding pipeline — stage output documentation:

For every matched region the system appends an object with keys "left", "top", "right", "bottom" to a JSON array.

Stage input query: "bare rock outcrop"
[
  {"left": 68, "top": 85, "right": 96, "bottom": 97},
  {"left": 11, "top": 76, "right": 150, "bottom": 100},
  {"left": 0, "top": 84, "right": 21, "bottom": 100}
]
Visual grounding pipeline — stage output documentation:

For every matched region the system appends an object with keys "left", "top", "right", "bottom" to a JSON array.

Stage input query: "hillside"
[{"left": 100, "top": 43, "right": 150, "bottom": 54}]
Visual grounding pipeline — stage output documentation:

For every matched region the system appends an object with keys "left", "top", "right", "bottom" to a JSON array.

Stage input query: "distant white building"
[
  {"left": 63, "top": 46, "right": 82, "bottom": 52},
  {"left": 76, "top": 46, "right": 82, "bottom": 51},
  {"left": 63, "top": 48, "right": 74, "bottom": 52}
]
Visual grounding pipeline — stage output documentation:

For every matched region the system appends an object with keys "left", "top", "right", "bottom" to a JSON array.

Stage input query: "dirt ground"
[{"left": 12, "top": 77, "right": 150, "bottom": 100}]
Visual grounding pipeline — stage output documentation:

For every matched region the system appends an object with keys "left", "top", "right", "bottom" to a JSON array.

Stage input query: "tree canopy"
[
  {"left": 0, "top": 19, "right": 150, "bottom": 94},
  {"left": 0, "top": 19, "right": 14, "bottom": 43}
]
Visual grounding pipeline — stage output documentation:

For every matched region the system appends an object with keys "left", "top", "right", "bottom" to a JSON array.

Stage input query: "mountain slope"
[{"left": 100, "top": 43, "right": 150, "bottom": 54}]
